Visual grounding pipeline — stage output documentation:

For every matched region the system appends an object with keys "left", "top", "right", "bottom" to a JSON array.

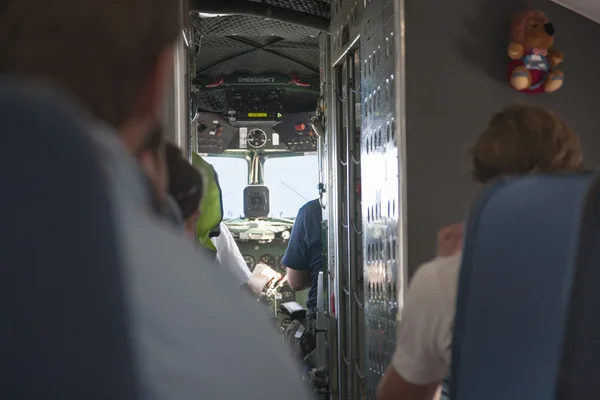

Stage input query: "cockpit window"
[
  {"left": 204, "top": 156, "right": 248, "bottom": 220},
  {"left": 264, "top": 154, "right": 319, "bottom": 219}
]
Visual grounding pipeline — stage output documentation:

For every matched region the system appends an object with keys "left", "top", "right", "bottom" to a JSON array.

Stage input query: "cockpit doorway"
[{"left": 202, "top": 151, "right": 319, "bottom": 310}]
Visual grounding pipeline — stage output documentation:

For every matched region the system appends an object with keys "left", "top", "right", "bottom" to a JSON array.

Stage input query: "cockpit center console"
[{"left": 195, "top": 110, "right": 317, "bottom": 154}]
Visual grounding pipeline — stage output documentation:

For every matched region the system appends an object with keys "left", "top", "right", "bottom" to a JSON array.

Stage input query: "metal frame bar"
[
  {"left": 192, "top": 74, "right": 320, "bottom": 92},
  {"left": 333, "top": 61, "right": 349, "bottom": 400},
  {"left": 345, "top": 50, "right": 362, "bottom": 400},
  {"left": 394, "top": 0, "right": 408, "bottom": 308},
  {"left": 189, "top": 0, "right": 330, "bottom": 32},
  {"left": 319, "top": 31, "right": 340, "bottom": 400},
  {"left": 331, "top": 35, "right": 360, "bottom": 68},
  {"left": 161, "top": 0, "right": 191, "bottom": 159}
]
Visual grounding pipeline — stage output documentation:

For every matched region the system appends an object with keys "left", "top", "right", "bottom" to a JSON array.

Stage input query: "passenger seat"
[
  {"left": 450, "top": 174, "right": 600, "bottom": 399},
  {"left": 0, "top": 83, "right": 139, "bottom": 400}
]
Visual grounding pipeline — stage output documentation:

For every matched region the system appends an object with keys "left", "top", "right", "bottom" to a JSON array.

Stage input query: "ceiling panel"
[{"left": 552, "top": 0, "right": 600, "bottom": 24}]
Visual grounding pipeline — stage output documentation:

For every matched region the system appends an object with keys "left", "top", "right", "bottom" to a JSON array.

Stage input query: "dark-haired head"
[
  {"left": 138, "top": 125, "right": 168, "bottom": 209},
  {"left": 165, "top": 143, "right": 203, "bottom": 239},
  {"left": 138, "top": 125, "right": 164, "bottom": 159}
]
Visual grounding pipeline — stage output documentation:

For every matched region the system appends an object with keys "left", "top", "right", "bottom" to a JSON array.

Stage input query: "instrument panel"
[
  {"left": 235, "top": 237, "right": 308, "bottom": 307},
  {"left": 259, "top": 254, "right": 277, "bottom": 269},
  {"left": 195, "top": 111, "right": 318, "bottom": 154},
  {"left": 242, "top": 253, "right": 285, "bottom": 274},
  {"left": 226, "top": 89, "right": 284, "bottom": 123},
  {"left": 243, "top": 254, "right": 256, "bottom": 272},
  {"left": 247, "top": 128, "right": 268, "bottom": 149}
]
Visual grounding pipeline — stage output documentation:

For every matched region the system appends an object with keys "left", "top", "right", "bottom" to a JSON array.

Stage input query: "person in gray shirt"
[{"left": 0, "top": 1, "right": 313, "bottom": 398}]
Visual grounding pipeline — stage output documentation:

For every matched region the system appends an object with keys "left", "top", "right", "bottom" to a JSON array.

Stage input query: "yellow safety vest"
[{"left": 191, "top": 153, "right": 223, "bottom": 251}]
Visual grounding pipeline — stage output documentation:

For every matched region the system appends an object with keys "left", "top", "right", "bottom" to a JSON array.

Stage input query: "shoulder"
[
  {"left": 403, "top": 254, "right": 460, "bottom": 327},
  {"left": 302, "top": 199, "right": 322, "bottom": 213},
  {"left": 409, "top": 254, "right": 460, "bottom": 301},
  {"left": 391, "top": 254, "right": 461, "bottom": 384},
  {"left": 213, "top": 223, "right": 237, "bottom": 253},
  {"left": 213, "top": 223, "right": 251, "bottom": 284},
  {"left": 297, "top": 199, "right": 322, "bottom": 222},
  {"left": 120, "top": 209, "right": 307, "bottom": 398}
]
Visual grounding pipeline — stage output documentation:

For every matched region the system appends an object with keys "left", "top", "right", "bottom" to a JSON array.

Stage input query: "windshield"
[
  {"left": 264, "top": 154, "right": 319, "bottom": 218},
  {"left": 204, "top": 156, "right": 248, "bottom": 220}
]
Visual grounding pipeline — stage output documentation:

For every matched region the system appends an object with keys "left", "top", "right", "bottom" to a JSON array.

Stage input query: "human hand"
[
  {"left": 249, "top": 263, "right": 283, "bottom": 293},
  {"left": 436, "top": 223, "right": 464, "bottom": 257}
]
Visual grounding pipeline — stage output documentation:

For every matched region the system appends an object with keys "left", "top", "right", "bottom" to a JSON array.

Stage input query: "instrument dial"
[
  {"left": 247, "top": 128, "right": 268, "bottom": 148},
  {"left": 243, "top": 254, "right": 256, "bottom": 272},
  {"left": 259, "top": 254, "right": 276, "bottom": 268}
]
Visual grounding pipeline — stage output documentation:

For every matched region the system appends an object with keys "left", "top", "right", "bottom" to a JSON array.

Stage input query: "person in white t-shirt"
[
  {"left": 211, "top": 222, "right": 252, "bottom": 286},
  {"left": 163, "top": 146, "right": 254, "bottom": 287},
  {"left": 211, "top": 223, "right": 283, "bottom": 292},
  {"left": 164, "top": 149, "right": 280, "bottom": 291},
  {"left": 377, "top": 103, "right": 584, "bottom": 400}
]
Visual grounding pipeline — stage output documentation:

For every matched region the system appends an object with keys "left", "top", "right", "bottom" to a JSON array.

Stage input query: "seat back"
[
  {"left": 0, "top": 83, "right": 139, "bottom": 399},
  {"left": 555, "top": 176, "right": 600, "bottom": 398},
  {"left": 450, "top": 174, "right": 600, "bottom": 400}
]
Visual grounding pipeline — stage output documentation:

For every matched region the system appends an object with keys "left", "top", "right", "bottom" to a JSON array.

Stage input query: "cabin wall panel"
[
  {"left": 359, "top": 0, "right": 402, "bottom": 397},
  {"left": 404, "top": 0, "right": 600, "bottom": 277}
]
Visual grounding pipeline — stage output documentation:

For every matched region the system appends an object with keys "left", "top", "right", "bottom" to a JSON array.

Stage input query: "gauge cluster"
[
  {"left": 244, "top": 253, "right": 287, "bottom": 275},
  {"left": 247, "top": 128, "right": 268, "bottom": 149},
  {"left": 194, "top": 110, "right": 317, "bottom": 153},
  {"left": 233, "top": 227, "right": 307, "bottom": 343},
  {"left": 259, "top": 254, "right": 276, "bottom": 268},
  {"left": 225, "top": 88, "right": 284, "bottom": 123},
  {"left": 243, "top": 254, "right": 256, "bottom": 272}
]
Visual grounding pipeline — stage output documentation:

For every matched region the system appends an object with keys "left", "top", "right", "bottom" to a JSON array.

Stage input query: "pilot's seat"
[
  {"left": 0, "top": 84, "right": 139, "bottom": 399},
  {"left": 450, "top": 174, "right": 600, "bottom": 399}
]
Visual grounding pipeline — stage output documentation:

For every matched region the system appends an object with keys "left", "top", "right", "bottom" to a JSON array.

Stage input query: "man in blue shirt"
[{"left": 282, "top": 199, "right": 323, "bottom": 310}]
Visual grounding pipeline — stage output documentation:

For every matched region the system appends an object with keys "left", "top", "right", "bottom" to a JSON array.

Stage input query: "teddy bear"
[{"left": 508, "top": 9, "right": 564, "bottom": 94}]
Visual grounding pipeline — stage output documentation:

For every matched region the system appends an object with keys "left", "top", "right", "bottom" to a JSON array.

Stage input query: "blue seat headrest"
[
  {"left": 0, "top": 83, "right": 139, "bottom": 399},
  {"left": 451, "top": 174, "right": 600, "bottom": 400}
]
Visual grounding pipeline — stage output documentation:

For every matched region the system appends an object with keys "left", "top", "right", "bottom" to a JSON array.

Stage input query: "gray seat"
[
  {"left": 450, "top": 173, "right": 600, "bottom": 400},
  {"left": 0, "top": 83, "right": 139, "bottom": 399}
]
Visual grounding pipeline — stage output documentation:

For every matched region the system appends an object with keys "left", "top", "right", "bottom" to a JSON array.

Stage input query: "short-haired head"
[
  {"left": 0, "top": 0, "right": 181, "bottom": 148},
  {"left": 470, "top": 103, "right": 583, "bottom": 184},
  {"left": 138, "top": 125, "right": 165, "bottom": 159}
]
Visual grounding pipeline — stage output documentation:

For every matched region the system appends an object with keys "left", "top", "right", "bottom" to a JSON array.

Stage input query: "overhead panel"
[{"left": 190, "top": 0, "right": 328, "bottom": 114}]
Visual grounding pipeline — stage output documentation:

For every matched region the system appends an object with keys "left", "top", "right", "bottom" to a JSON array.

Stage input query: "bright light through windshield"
[
  {"left": 204, "top": 156, "right": 248, "bottom": 220},
  {"left": 264, "top": 154, "right": 319, "bottom": 219}
]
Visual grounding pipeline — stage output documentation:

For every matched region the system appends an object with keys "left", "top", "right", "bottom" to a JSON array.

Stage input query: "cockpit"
[
  {"left": 188, "top": 9, "right": 329, "bottom": 360},
  {"left": 191, "top": 71, "right": 322, "bottom": 310}
]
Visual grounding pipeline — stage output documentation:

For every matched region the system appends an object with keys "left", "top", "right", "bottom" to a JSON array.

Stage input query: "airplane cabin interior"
[
  {"left": 11, "top": 0, "right": 600, "bottom": 398},
  {"left": 178, "top": 0, "right": 600, "bottom": 397}
]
